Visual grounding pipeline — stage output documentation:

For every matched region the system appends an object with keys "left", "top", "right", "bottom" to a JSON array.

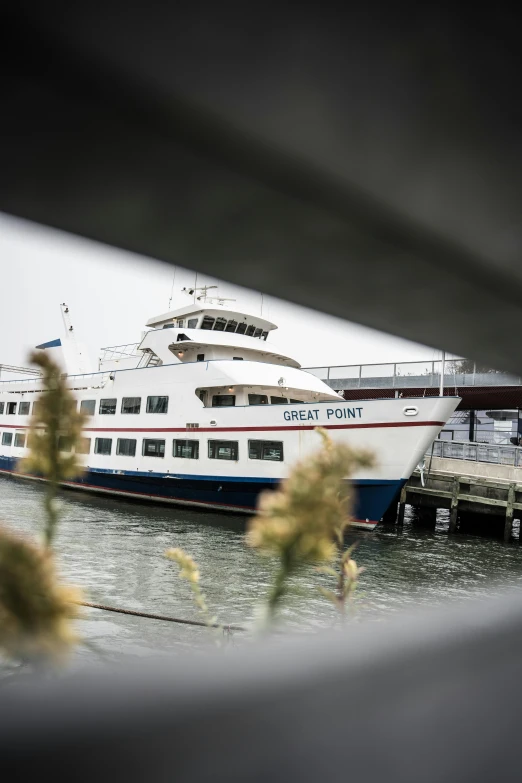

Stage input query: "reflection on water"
[{"left": 2, "top": 475, "right": 522, "bottom": 662}]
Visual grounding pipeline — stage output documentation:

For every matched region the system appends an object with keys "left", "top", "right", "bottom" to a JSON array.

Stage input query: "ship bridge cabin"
[{"left": 98, "top": 304, "right": 341, "bottom": 407}]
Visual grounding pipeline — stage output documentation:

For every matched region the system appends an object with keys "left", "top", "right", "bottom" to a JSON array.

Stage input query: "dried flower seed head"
[
  {"left": 165, "top": 547, "right": 200, "bottom": 583},
  {"left": 0, "top": 525, "right": 82, "bottom": 664},
  {"left": 247, "top": 428, "right": 375, "bottom": 563}
]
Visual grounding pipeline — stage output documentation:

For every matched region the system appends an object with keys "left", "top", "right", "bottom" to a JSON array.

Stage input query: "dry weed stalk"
[
  {"left": 247, "top": 428, "right": 374, "bottom": 627},
  {"left": 22, "top": 351, "right": 86, "bottom": 548},
  {"left": 165, "top": 548, "right": 217, "bottom": 629}
]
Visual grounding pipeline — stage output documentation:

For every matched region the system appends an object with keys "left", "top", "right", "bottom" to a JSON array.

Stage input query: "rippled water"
[{"left": 3, "top": 474, "right": 522, "bottom": 663}]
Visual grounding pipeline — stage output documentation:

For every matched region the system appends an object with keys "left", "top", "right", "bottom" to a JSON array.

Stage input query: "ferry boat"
[{"left": 0, "top": 297, "right": 459, "bottom": 529}]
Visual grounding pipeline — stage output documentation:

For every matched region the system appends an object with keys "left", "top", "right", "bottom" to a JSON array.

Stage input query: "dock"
[{"left": 384, "top": 441, "right": 522, "bottom": 541}]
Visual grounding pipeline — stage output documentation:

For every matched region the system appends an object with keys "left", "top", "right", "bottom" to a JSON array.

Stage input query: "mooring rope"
[{"left": 78, "top": 601, "right": 246, "bottom": 632}]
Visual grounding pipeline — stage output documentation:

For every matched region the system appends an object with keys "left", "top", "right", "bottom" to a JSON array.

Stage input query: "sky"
[{"left": 0, "top": 212, "right": 440, "bottom": 372}]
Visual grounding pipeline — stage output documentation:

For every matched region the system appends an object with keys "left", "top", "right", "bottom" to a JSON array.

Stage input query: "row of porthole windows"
[{"left": 0, "top": 434, "right": 284, "bottom": 461}]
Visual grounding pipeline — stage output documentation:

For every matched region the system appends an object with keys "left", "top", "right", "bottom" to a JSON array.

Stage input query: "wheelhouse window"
[
  {"left": 254, "top": 328, "right": 263, "bottom": 338},
  {"left": 7, "top": 402, "right": 16, "bottom": 415},
  {"left": 290, "top": 399, "right": 304, "bottom": 404},
  {"left": 77, "top": 438, "right": 91, "bottom": 455},
  {"left": 94, "top": 438, "right": 112, "bottom": 455},
  {"left": 80, "top": 400, "right": 96, "bottom": 416},
  {"left": 233, "top": 357, "right": 243, "bottom": 360},
  {"left": 213, "top": 317, "right": 227, "bottom": 331},
  {"left": 271, "top": 396, "right": 288, "bottom": 404},
  {"left": 249, "top": 440, "right": 284, "bottom": 461},
  {"left": 208, "top": 440, "right": 238, "bottom": 460},
  {"left": 99, "top": 398, "right": 117, "bottom": 415},
  {"left": 201, "top": 316, "right": 215, "bottom": 330},
  {"left": 246, "top": 325, "right": 256, "bottom": 336},
  {"left": 2, "top": 432, "right": 13, "bottom": 446},
  {"left": 14, "top": 433, "right": 26, "bottom": 448},
  {"left": 58, "top": 436, "right": 72, "bottom": 452},
  {"left": 249, "top": 394, "right": 268, "bottom": 405},
  {"left": 187, "top": 318, "right": 198, "bottom": 329},
  {"left": 173, "top": 439, "right": 199, "bottom": 459},
  {"left": 236, "top": 322, "right": 247, "bottom": 335},
  {"left": 225, "top": 319, "right": 238, "bottom": 332},
  {"left": 261, "top": 331, "right": 268, "bottom": 340},
  {"left": 197, "top": 354, "right": 205, "bottom": 362},
  {"left": 19, "top": 401, "right": 30, "bottom": 416},
  {"left": 212, "top": 395, "right": 236, "bottom": 407},
  {"left": 121, "top": 397, "right": 141, "bottom": 414},
  {"left": 117, "top": 438, "right": 137, "bottom": 457},
  {"left": 142, "top": 439, "right": 165, "bottom": 458},
  {"left": 146, "top": 396, "right": 168, "bottom": 414},
  {"left": 0, "top": 402, "right": 4, "bottom": 414}
]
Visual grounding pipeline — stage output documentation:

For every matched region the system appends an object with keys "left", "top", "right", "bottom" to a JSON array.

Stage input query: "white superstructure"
[{"left": 0, "top": 298, "right": 459, "bottom": 528}]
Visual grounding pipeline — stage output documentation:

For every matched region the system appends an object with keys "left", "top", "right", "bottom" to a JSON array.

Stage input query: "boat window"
[
  {"left": 14, "top": 433, "right": 26, "bottom": 448},
  {"left": 173, "top": 439, "right": 199, "bottom": 459},
  {"left": 94, "top": 438, "right": 112, "bottom": 455},
  {"left": 236, "top": 322, "right": 247, "bottom": 335},
  {"left": 32, "top": 401, "right": 41, "bottom": 416},
  {"left": 212, "top": 394, "right": 236, "bottom": 407},
  {"left": 80, "top": 400, "right": 96, "bottom": 416},
  {"left": 201, "top": 316, "right": 215, "bottom": 330},
  {"left": 19, "top": 401, "right": 30, "bottom": 416},
  {"left": 77, "top": 438, "right": 91, "bottom": 455},
  {"left": 290, "top": 399, "right": 304, "bottom": 404},
  {"left": 0, "top": 402, "right": 4, "bottom": 414},
  {"left": 214, "top": 317, "right": 227, "bottom": 331},
  {"left": 162, "top": 324, "right": 174, "bottom": 329},
  {"left": 58, "top": 436, "right": 72, "bottom": 452},
  {"left": 246, "top": 325, "right": 256, "bottom": 336},
  {"left": 197, "top": 390, "right": 207, "bottom": 405},
  {"left": 121, "top": 397, "right": 141, "bottom": 414},
  {"left": 270, "top": 396, "right": 288, "bottom": 404},
  {"left": 261, "top": 331, "right": 268, "bottom": 340},
  {"left": 225, "top": 319, "right": 238, "bottom": 332},
  {"left": 248, "top": 394, "right": 268, "bottom": 405},
  {"left": 233, "top": 357, "right": 243, "bottom": 360},
  {"left": 208, "top": 440, "right": 238, "bottom": 460},
  {"left": 99, "top": 398, "right": 117, "bottom": 415},
  {"left": 249, "top": 440, "right": 284, "bottom": 462},
  {"left": 146, "top": 396, "right": 169, "bottom": 414},
  {"left": 197, "top": 354, "right": 205, "bottom": 362},
  {"left": 177, "top": 333, "right": 190, "bottom": 341},
  {"left": 7, "top": 402, "right": 17, "bottom": 415},
  {"left": 2, "top": 432, "right": 13, "bottom": 446},
  {"left": 177, "top": 320, "right": 184, "bottom": 327},
  {"left": 117, "top": 438, "right": 137, "bottom": 457},
  {"left": 254, "top": 328, "right": 263, "bottom": 338},
  {"left": 187, "top": 318, "right": 198, "bottom": 329},
  {"left": 142, "top": 439, "right": 165, "bottom": 458}
]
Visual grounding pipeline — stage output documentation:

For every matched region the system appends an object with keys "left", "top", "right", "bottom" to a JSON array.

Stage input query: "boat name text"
[{"left": 283, "top": 407, "right": 363, "bottom": 422}]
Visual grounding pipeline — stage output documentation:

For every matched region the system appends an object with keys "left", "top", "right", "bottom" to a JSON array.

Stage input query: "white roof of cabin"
[
  {"left": 146, "top": 304, "right": 277, "bottom": 332},
  {"left": 139, "top": 328, "right": 300, "bottom": 367}
]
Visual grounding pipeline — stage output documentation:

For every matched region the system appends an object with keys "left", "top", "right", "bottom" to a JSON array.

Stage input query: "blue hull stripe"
[{"left": 0, "top": 456, "right": 404, "bottom": 525}]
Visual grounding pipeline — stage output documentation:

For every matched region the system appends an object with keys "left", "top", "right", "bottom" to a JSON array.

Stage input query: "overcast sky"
[{"left": 0, "top": 212, "right": 439, "bottom": 372}]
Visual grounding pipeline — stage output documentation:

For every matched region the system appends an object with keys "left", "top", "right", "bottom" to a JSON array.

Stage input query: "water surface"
[{"left": 2, "top": 475, "right": 522, "bottom": 663}]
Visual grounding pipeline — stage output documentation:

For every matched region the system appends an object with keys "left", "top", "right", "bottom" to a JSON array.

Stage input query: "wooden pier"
[{"left": 385, "top": 454, "right": 522, "bottom": 541}]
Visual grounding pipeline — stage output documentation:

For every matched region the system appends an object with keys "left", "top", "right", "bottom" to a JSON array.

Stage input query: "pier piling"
[
  {"left": 449, "top": 476, "right": 460, "bottom": 534},
  {"left": 505, "top": 484, "right": 515, "bottom": 543}
]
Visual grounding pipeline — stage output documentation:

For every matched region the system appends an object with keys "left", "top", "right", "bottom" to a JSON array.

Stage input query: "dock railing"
[
  {"left": 431, "top": 439, "right": 522, "bottom": 467},
  {"left": 304, "top": 359, "right": 521, "bottom": 389}
]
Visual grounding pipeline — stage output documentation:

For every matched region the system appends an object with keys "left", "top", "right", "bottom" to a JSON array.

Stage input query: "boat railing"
[
  {"left": 0, "top": 370, "right": 114, "bottom": 391},
  {"left": 304, "top": 359, "right": 521, "bottom": 389},
  {"left": 99, "top": 342, "right": 141, "bottom": 361},
  {"left": 429, "top": 439, "right": 522, "bottom": 467}
]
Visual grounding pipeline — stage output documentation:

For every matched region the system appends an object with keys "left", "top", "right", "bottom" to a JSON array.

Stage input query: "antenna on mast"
[{"left": 168, "top": 267, "right": 177, "bottom": 311}]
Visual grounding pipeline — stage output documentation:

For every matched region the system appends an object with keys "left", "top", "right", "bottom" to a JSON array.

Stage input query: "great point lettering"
[{"left": 283, "top": 407, "right": 363, "bottom": 422}]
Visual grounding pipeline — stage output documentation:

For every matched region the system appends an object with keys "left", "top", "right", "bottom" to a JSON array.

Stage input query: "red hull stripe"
[
  {"left": 0, "top": 467, "right": 378, "bottom": 526},
  {"left": 0, "top": 420, "right": 445, "bottom": 433}
]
